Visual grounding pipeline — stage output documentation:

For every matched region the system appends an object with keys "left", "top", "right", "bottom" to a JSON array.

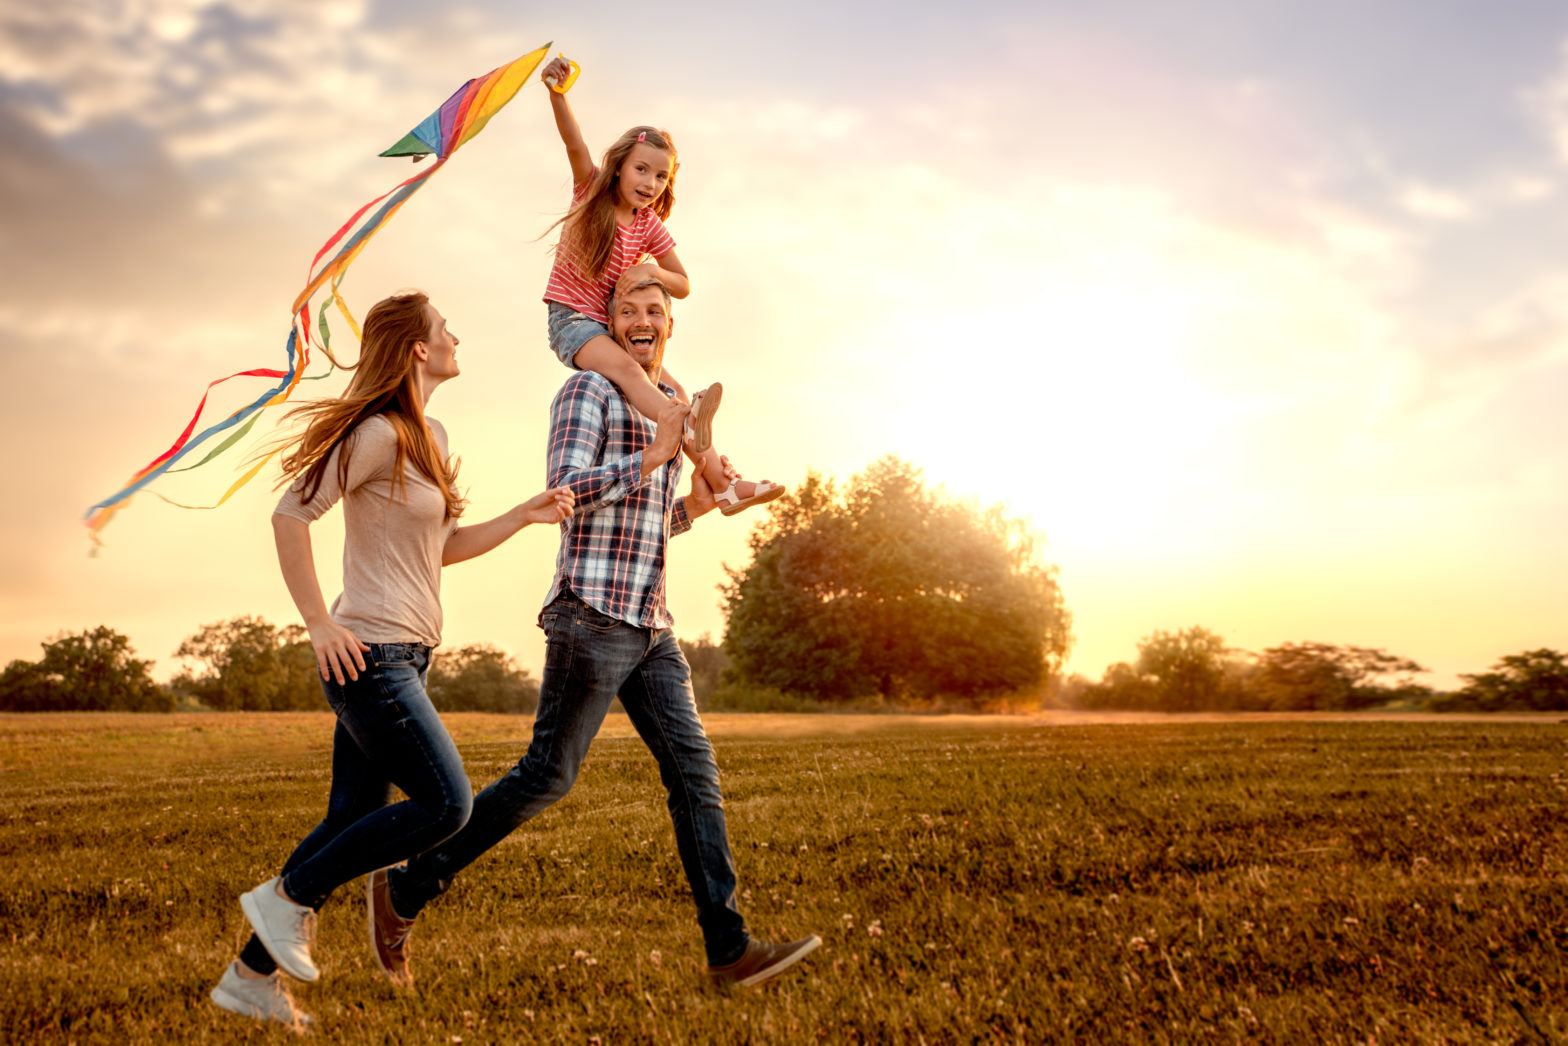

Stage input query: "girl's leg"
[
  {"left": 574, "top": 337, "right": 785, "bottom": 514},
  {"left": 657, "top": 367, "right": 782, "bottom": 512},
  {"left": 574, "top": 335, "right": 680, "bottom": 421}
]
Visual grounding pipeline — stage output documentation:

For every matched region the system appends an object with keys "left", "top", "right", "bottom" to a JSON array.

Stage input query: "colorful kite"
[{"left": 83, "top": 43, "right": 557, "bottom": 549}]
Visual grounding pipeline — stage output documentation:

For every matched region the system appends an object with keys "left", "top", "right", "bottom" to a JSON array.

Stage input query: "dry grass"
[{"left": 2, "top": 712, "right": 1565, "bottom": 1043}]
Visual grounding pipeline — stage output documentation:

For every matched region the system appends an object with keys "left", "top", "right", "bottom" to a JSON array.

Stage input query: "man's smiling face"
[{"left": 610, "top": 283, "right": 674, "bottom": 380}]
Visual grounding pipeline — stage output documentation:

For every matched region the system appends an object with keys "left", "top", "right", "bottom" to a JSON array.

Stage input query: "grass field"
[{"left": 2, "top": 711, "right": 1565, "bottom": 1043}]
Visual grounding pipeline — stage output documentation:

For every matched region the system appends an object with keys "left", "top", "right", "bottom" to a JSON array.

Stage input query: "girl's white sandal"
[
  {"left": 683, "top": 383, "right": 722, "bottom": 453},
  {"left": 714, "top": 478, "right": 785, "bottom": 517}
]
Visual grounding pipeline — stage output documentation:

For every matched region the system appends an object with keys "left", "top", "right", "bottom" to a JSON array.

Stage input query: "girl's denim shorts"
[{"left": 546, "top": 301, "right": 610, "bottom": 368}]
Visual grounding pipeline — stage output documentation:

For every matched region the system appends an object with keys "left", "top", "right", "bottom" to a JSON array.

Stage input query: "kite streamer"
[{"left": 83, "top": 43, "right": 557, "bottom": 549}]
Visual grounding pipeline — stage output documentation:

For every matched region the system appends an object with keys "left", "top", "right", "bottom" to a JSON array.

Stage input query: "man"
[{"left": 370, "top": 278, "right": 819, "bottom": 988}]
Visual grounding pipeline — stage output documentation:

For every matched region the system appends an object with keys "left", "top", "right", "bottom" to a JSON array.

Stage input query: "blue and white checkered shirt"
[{"left": 542, "top": 371, "right": 692, "bottom": 628}]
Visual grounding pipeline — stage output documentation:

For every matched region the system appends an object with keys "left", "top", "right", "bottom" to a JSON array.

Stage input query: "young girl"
[
  {"left": 537, "top": 55, "right": 782, "bottom": 516},
  {"left": 208, "top": 292, "right": 574, "bottom": 1027}
]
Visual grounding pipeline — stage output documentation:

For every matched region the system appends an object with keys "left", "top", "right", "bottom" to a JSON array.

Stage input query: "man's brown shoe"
[
  {"left": 708, "top": 935, "right": 821, "bottom": 988},
  {"left": 366, "top": 866, "right": 415, "bottom": 984}
]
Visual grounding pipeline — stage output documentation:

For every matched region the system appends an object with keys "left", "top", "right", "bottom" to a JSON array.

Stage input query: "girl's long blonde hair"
[
  {"left": 548, "top": 125, "right": 678, "bottom": 281},
  {"left": 276, "top": 291, "right": 465, "bottom": 520}
]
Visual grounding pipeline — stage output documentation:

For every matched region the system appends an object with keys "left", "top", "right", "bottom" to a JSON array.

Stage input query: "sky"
[{"left": 2, "top": 0, "right": 1565, "bottom": 691}]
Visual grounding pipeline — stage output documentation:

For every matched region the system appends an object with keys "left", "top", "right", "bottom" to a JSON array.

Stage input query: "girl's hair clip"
[{"left": 636, "top": 131, "right": 647, "bottom": 143}]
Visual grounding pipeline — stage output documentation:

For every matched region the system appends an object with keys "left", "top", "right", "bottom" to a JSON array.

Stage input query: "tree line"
[
  {"left": 6, "top": 457, "right": 1562, "bottom": 714},
  {"left": 1, "top": 619, "right": 540, "bottom": 714},
  {"left": 1058, "top": 627, "right": 1568, "bottom": 713}
]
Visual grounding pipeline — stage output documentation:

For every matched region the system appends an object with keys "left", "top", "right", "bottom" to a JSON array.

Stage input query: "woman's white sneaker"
[
  {"left": 209, "top": 961, "right": 312, "bottom": 1027},
  {"left": 240, "top": 877, "right": 320, "bottom": 982}
]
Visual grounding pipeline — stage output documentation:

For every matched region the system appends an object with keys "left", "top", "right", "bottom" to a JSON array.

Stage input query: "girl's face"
[{"left": 614, "top": 144, "right": 675, "bottom": 214}]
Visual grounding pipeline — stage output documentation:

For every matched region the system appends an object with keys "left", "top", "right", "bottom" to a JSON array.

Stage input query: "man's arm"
[{"left": 547, "top": 374, "right": 686, "bottom": 514}]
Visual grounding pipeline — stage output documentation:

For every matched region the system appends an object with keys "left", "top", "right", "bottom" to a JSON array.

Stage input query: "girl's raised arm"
[{"left": 541, "top": 56, "right": 593, "bottom": 186}]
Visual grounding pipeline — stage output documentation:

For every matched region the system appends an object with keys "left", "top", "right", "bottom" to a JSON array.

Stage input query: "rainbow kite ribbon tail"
[{"left": 82, "top": 43, "right": 554, "bottom": 550}]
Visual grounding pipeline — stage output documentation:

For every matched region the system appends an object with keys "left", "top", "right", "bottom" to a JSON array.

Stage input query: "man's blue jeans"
[
  {"left": 240, "top": 642, "right": 472, "bottom": 976},
  {"left": 392, "top": 590, "right": 750, "bottom": 965}
]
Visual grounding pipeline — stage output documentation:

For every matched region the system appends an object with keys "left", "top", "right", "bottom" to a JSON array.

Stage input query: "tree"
[
  {"left": 1442, "top": 649, "right": 1568, "bottom": 711},
  {"left": 1076, "top": 627, "right": 1245, "bottom": 711},
  {"left": 1251, "top": 642, "right": 1427, "bottom": 711},
  {"left": 679, "top": 635, "right": 729, "bottom": 705},
  {"left": 1074, "top": 660, "right": 1159, "bottom": 711},
  {"left": 0, "top": 626, "right": 170, "bottom": 712},
  {"left": 174, "top": 616, "right": 321, "bottom": 711},
  {"left": 428, "top": 644, "right": 539, "bottom": 713},
  {"left": 721, "top": 457, "right": 1072, "bottom": 705},
  {"left": 1134, "top": 627, "right": 1232, "bottom": 711}
]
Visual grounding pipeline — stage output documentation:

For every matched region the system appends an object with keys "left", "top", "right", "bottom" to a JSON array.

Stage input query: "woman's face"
[{"left": 419, "top": 305, "right": 460, "bottom": 382}]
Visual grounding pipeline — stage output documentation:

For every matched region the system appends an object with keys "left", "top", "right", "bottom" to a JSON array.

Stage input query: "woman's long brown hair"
[
  {"left": 546, "top": 125, "right": 678, "bottom": 281},
  {"left": 275, "top": 291, "right": 465, "bottom": 520}
]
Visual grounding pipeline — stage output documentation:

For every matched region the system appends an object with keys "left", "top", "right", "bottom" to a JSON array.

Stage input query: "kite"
[{"left": 83, "top": 43, "right": 562, "bottom": 549}]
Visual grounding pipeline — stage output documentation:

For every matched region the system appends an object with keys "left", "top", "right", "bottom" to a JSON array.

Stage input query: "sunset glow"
[{"left": 3, "top": 2, "right": 1565, "bottom": 691}]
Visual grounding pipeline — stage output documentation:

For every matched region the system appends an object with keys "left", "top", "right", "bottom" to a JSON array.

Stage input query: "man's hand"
[
  {"left": 644, "top": 396, "right": 688, "bottom": 474},
  {"left": 685, "top": 455, "right": 719, "bottom": 517}
]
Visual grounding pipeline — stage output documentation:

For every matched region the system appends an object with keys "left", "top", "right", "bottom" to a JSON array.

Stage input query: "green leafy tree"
[
  {"left": 0, "top": 626, "right": 170, "bottom": 712},
  {"left": 429, "top": 644, "right": 539, "bottom": 713},
  {"left": 679, "top": 635, "right": 729, "bottom": 706},
  {"left": 1074, "top": 660, "right": 1159, "bottom": 711},
  {"left": 1135, "top": 628, "right": 1234, "bottom": 711},
  {"left": 722, "top": 457, "right": 1072, "bottom": 705},
  {"left": 1077, "top": 628, "right": 1243, "bottom": 711},
  {"left": 1439, "top": 649, "right": 1568, "bottom": 711},
  {"left": 1252, "top": 642, "right": 1427, "bottom": 711},
  {"left": 276, "top": 625, "right": 329, "bottom": 710},
  {"left": 174, "top": 616, "right": 321, "bottom": 711}
]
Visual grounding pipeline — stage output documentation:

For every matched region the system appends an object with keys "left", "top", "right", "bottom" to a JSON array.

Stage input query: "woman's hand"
[
  {"left": 307, "top": 619, "right": 370, "bottom": 685},
  {"left": 520, "top": 486, "right": 576, "bottom": 526}
]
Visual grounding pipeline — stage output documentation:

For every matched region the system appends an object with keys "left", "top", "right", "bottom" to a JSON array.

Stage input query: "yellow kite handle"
[{"left": 545, "top": 56, "right": 580, "bottom": 94}]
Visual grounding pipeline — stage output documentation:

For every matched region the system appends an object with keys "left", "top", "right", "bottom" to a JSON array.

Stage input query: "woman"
[{"left": 208, "top": 291, "right": 573, "bottom": 1027}]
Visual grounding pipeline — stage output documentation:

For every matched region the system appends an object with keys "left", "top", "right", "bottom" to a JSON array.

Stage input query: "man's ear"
[{"left": 665, "top": 315, "right": 675, "bottom": 341}]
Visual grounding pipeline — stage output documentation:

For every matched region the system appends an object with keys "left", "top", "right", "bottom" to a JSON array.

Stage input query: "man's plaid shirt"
[{"left": 542, "top": 371, "right": 692, "bottom": 629}]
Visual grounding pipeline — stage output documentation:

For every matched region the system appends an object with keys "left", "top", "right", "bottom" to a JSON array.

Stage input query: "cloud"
[{"left": 1396, "top": 182, "right": 1474, "bottom": 221}]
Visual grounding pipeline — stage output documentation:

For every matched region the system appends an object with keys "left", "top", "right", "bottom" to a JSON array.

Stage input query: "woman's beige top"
[{"left": 274, "top": 414, "right": 457, "bottom": 646}]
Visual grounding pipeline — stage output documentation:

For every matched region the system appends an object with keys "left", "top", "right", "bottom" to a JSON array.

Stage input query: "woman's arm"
[
  {"left": 542, "top": 57, "right": 594, "bottom": 186},
  {"left": 442, "top": 487, "right": 576, "bottom": 566},
  {"left": 272, "top": 514, "right": 369, "bottom": 684}
]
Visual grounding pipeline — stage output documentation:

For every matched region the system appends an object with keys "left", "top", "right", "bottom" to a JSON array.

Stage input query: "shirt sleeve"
[
  {"left": 669, "top": 497, "right": 692, "bottom": 537},
  {"left": 642, "top": 212, "right": 676, "bottom": 259},
  {"left": 273, "top": 417, "right": 392, "bottom": 523},
  {"left": 547, "top": 374, "right": 650, "bottom": 513}
]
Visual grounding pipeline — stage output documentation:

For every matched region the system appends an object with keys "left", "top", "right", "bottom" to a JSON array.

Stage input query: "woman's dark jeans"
[{"left": 239, "top": 642, "right": 471, "bottom": 975}]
